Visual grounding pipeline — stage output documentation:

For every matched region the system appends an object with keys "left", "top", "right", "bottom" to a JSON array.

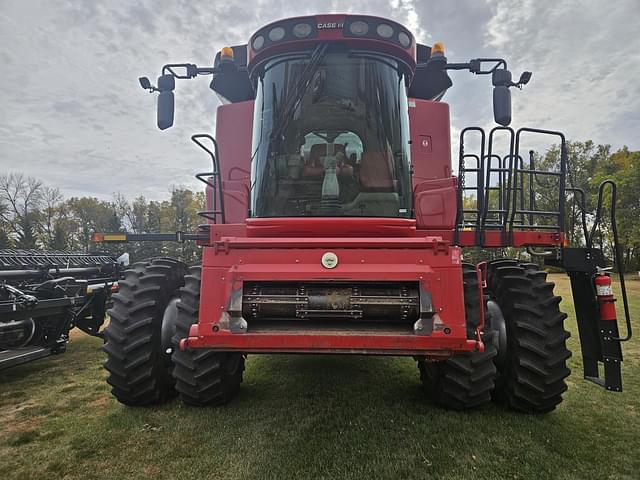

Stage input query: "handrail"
[
  {"left": 589, "top": 180, "right": 632, "bottom": 342},
  {"left": 191, "top": 134, "right": 226, "bottom": 224},
  {"left": 510, "top": 127, "right": 566, "bottom": 233}
]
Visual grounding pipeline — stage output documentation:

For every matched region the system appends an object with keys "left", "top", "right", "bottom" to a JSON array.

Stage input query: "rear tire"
[
  {"left": 487, "top": 260, "right": 571, "bottom": 413},
  {"left": 418, "top": 263, "right": 497, "bottom": 410},
  {"left": 103, "top": 258, "right": 187, "bottom": 406},
  {"left": 172, "top": 266, "right": 245, "bottom": 406}
]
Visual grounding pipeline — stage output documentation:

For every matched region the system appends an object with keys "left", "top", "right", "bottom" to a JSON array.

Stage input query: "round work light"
[
  {"left": 252, "top": 35, "right": 265, "bottom": 50},
  {"left": 398, "top": 31, "right": 411, "bottom": 47},
  {"left": 293, "top": 23, "right": 312, "bottom": 38},
  {"left": 376, "top": 23, "right": 394, "bottom": 38},
  {"left": 349, "top": 21, "right": 369, "bottom": 35},
  {"left": 268, "top": 26, "right": 285, "bottom": 41}
]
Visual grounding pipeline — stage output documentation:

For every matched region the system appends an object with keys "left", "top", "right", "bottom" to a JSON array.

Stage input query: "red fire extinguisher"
[{"left": 594, "top": 267, "right": 617, "bottom": 327}]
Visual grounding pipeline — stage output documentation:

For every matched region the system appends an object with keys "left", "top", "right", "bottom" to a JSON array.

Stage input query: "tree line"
[
  {"left": 1, "top": 140, "right": 638, "bottom": 270},
  {"left": 538, "top": 142, "right": 639, "bottom": 271},
  {"left": 0, "top": 173, "right": 204, "bottom": 264}
]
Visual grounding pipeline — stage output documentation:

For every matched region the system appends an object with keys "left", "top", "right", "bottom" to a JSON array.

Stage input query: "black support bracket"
[{"left": 553, "top": 248, "right": 624, "bottom": 391}]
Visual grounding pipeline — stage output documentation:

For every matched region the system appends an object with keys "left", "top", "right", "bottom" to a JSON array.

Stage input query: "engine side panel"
[
  {"left": 409, "top": 98, "right": 452, "bottom": 183},
  {"left": 409, "top": 99, "right": 457, "bottom": 229},
  {"left": 211, "top": 101, "right": 254, "bottom": 223}
]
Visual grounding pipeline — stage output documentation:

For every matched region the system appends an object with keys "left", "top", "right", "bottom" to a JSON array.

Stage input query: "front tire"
[
  {"left": 103, "top": 258, "right": 187, "bottom": 406},
  {"left": 171, "top": 266, "right": 245, "bottom": 406},
  {"left": 418, "top": 263, "right": 497, "bottom": 410},
  {"left": 487, "top": 260, "right": 571, "bottom": 413}
]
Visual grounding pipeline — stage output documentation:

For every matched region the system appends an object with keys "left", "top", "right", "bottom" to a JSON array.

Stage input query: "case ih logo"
[{"left": 317, "top": 22, "right": 344, "bottom": 29}]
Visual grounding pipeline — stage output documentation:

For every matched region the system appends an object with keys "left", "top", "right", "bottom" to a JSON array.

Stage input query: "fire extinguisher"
[
  {"left": 593, "top": 266, "right": 624, "bottom": 391},
  {"left": 594, "top": 267, "right": 617, "bottom": 330}
]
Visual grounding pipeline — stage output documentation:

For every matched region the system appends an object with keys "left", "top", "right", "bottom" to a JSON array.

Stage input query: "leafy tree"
[
  {"left": 0, "top": 173, "right": 43, "bottom": 249},
  {"left": 0, "top": 196, "right": 11, "bottom": 248},
  {"left": 68, "top": 197, "right": 121, "bottom": 252},
  {"left": 590, "top": 147, "right": 640, "bottom": 271},
  {"left": 39, "top": 186, "right": 70, "bottom": 250}
]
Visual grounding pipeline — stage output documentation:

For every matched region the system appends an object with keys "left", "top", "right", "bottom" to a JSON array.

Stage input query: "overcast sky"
[{"left": 1, "top": 0, "right": 638, "bottom": 201}]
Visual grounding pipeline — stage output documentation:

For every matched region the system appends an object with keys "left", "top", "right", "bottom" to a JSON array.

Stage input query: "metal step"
[{"left": 0, "top": 346, "right": 52, "bottom": 371}]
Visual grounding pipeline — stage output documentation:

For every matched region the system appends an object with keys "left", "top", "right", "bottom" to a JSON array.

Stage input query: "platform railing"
[{"left": 456, "top": 126, "right": 567, "bottom": 245}]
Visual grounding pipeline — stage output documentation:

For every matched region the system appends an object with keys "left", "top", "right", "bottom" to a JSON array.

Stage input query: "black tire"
[
  {"left": 487, "top": 259, "right": 571, "bottom": 413},
  {"left": 418, "top": 263, "right": 497, "bottom": 410},
  {"left": 103, "top": 258, "right": 187, "bottom": 406},
  {"left": 171, "top": 266, "right": 245, "bottom": 406}
]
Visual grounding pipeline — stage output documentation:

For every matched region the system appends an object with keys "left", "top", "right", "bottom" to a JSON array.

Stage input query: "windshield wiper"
[{"left": 269, "top": 43, "right": 329, "bottom": 145}]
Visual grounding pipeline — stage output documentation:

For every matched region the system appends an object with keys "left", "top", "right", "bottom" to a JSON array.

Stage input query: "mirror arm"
[
  {"left": 444, "top": 58, "right": 508, "bottom": 75},
  {"left": 443, "top": 62, "right": 471, "bottom": 71},
  {"left": 160, "top": 63, "right": 219, "bottom": 79},
  {"left": 196, "top": 67, "right": 218, "bottom": 75},
  {"left": 162, "top": 63, "right": 198, "bottom": 78}
]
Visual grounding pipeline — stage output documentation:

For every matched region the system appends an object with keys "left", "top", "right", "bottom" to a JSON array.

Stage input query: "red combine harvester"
[{"left": 102, "top": 14, "right": 632, "bottom": 412}]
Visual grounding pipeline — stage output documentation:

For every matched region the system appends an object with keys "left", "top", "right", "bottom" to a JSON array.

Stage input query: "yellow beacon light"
[
  {"left": 220, "top": 46, "right": 234, "bottom": 60},
  {"left": 431, "top": 42, "right": 445, "bottom": 55}
]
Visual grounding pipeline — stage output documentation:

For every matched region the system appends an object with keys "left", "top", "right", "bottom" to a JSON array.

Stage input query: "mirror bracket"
[{"left": 140, "top": 62, "right": 220, "bottom": 130}]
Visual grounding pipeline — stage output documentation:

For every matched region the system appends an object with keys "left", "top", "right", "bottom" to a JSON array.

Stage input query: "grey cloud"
[
  {"left": 0, "top": 0, "right": 638, "bottom": 201},
  {"left": 51, "top": 100, "right": 85, "bottom": 115}
]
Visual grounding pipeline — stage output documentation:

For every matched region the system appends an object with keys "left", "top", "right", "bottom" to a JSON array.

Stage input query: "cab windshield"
[{"left": 251, "top": 49, "right": 412, "bottom": 218}]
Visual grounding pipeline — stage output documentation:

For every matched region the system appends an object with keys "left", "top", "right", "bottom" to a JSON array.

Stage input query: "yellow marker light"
[
  {"left": 104, "top": 233, "right": 127, "bottom": 241},
  {"left": 431, "top": 42, "right": 445, "bottom": 55},
  {"left": 220, "top": 46, "right": 234, "bottom": 60}
]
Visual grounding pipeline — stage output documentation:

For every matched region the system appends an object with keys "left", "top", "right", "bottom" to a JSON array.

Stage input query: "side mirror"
[
  {"left": 157, "top": 91, "right": 174, "bottom": 130},
  {"left": 518, "top": 71, "right": 532, "bottom": 86},
  {"left": 156, "top": 74, "right": 175, "bottom": 130},
  {"left": 493, "top": 85, "right": 511, "bottom": 126},
  {"left": 139, "top": 77, "right": 152, "bottom": 90}
]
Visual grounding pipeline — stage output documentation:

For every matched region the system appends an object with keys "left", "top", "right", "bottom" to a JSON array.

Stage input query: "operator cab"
[{"left": 250, "top": 46, "right": 412, "bottom": 218}]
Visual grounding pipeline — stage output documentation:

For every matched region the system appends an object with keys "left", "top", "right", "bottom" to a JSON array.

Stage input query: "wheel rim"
[{"left": 486, "top": 299, "right": 507, "bottom": 370}]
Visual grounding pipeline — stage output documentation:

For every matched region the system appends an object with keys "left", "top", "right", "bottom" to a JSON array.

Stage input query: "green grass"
[{"left": 1, "top": 275, "right": 639, "bottom": 480}]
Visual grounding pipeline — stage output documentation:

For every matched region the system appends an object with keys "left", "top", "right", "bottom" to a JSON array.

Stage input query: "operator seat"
[
  {"left": 358, "top": 152, "right": 394, "bottom": 190},
  {"left": 303, "top": 144, "right": 353, "bottom": 177}
]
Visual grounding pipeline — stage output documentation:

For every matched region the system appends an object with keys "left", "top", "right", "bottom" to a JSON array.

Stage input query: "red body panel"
[
  {"left": 210, "top": 101, "right": 253, "bottom": 224},
  {"left": 246, "top": 217, "right": 416, "bottom": 238},
  {"left": 429, "top": 230, "right": 564, "bottom": 248},
  {"left": 414, "top": 177, "right": 458, "bottom": 230},
  {"left": 409, "top": 99, "right": 458, "bottom": 230},
  {"left": 183, "top": 230, "right": 478, "bottom": 356},
  {"left": 409, "top": 99, "right": 452, "bottom": 183}
]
